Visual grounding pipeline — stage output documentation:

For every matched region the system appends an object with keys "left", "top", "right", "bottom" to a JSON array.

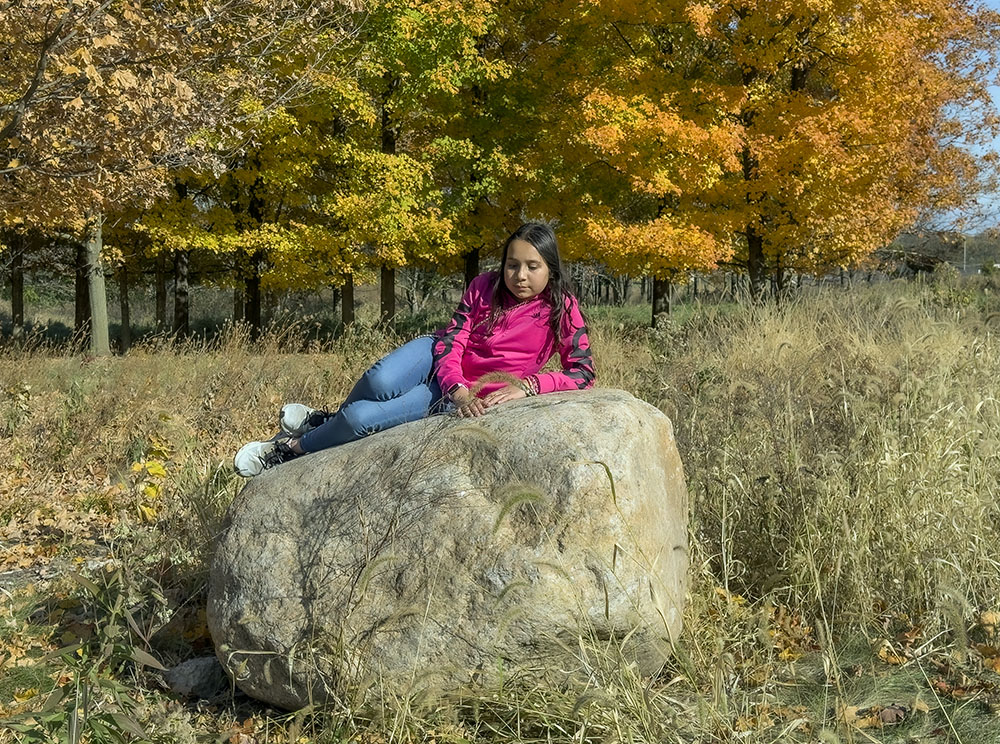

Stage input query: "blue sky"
[
  {"left": 982, "top": 0, "right": 1000, "bottom": 153},
  {"left": 969, "top": 0, "right": 1000, "bottom": 229}
]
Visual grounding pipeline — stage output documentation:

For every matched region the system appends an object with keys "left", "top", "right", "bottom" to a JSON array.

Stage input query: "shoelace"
[
  {"left": 262, "top": 441, "right": 296, "bottom": 469},
  {"left": 306, "top": 409, "right": 334, "bottom": 429}
]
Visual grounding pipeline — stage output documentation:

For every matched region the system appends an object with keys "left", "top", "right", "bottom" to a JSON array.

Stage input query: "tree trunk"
[
  {"left": 380, "top": 77, "right": 399, "bottom": 326},
  {"left": 86, "top": 214, "right": 110, "bottom": 356},
  {"left": 155, "top": 254, "right": 167, "bottom": 331},
  {"left": 651, "top": 276, "right": 672, "bottom": 327},
  {"left": 774, "top": 258, "right": 788, "bottom": 300},
  {"left": 118, "top": 266, "right": 131, "bottom": 353},
  {"left": 743, "top": 139, "right": 767, "bottom": 301},
  {"left": 75, "top": 240, "right": 91, "bottom": 343},
  {"left": 380, "top": 266, "right": 395, "bottom": 326},
  {"left": 464, "top": 247, "right": 481, "bottom": 287},
  {"left": 405, "top": 274, "right": 418, "bottom": 314},
  {"left": 263, "top": 289, "right": 277, "bottom": 325},
  {"left": 233, "top": 286, "right": 245, "bottom": 324},
  {"left": 173, "top": 249, "right": 190, "bottom": 338},
  {"left": 380, "top": 269, "right": 396, "bottom": 326},
  {"left": 740, "top": 59, "right": 767, "bottom": 302},
  {"left": 341, "top": 274, "right": 355, "bottom": 326},
  {"left": 9, "top": 231, "right": 24, "bottom": 339},
  {"left": 746, "top": 227, "right": 766, "bottom": 300},
  {"left": 244, "top": 250, "right": 263, "bottom": 339}
]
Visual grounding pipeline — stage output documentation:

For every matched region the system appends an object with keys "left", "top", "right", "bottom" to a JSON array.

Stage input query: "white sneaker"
[
  {"left": 279, "top": 403, "right": 332, "bottom": 436},
  {"left": 233, "top": 437, "right": 299, "bottom": 477}
]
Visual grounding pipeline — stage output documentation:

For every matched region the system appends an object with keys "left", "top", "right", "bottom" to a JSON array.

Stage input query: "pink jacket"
[{"left": 432, "top": 272, "right": 596, "bottom": 397}]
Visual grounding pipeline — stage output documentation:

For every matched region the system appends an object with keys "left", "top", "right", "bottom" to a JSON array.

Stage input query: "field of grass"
[{"left": 4, "top": 270, "right": 1000, "bottom": 742}]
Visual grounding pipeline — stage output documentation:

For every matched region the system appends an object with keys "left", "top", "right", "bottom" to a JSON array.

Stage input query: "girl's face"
[{"left": 504, "top": 239, "right": 551, "bottom": 301}]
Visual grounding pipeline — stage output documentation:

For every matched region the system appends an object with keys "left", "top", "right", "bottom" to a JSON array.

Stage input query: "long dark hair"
[{"left": 490, "top": 222, "right": 575, "bottom": 339}]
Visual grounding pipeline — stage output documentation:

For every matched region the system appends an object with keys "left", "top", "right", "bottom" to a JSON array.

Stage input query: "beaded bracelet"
[{"left": 519, "top": 375, "right": 540, "bottom": 397}]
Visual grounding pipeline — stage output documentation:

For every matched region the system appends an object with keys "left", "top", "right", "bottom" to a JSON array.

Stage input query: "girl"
[{"left": 234, "top": 222, "right": 595, "bottom": 477}]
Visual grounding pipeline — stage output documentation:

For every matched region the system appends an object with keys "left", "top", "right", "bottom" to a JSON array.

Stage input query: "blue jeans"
[{"left": 299, "top": 336, "right": 444, "bottom": 453}]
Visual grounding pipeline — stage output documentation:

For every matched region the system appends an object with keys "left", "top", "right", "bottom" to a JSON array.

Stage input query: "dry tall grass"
[{"left": 4, "top": 274, "right": 1000, "bottom": 742}]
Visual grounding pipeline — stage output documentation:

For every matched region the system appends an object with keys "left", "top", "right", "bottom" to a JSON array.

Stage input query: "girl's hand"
[
  {"left": 452, "top": 388, "right": 488, "bottom": 418},
  {"left": 482, "top": 384, "right": 526, "bottom": 409}
]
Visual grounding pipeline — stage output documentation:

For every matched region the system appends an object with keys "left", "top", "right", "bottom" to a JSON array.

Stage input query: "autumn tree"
[
  {"left": 130, "top": 0, "right": 506, "bottom": 333},
  {"left": 135, "top": 102, "right": 363, "bottom": 338},
  {"left": 710, "top": 0, "right": 998, "bottom": 294},
  {"left": 420, "top": 0, "right": 551, "bottom": 285},
  {"left": 0, "top": 0, "right": 204, "bottom": 350},
  {"left": 543, "top": 0, "right": 999, "bottom": 307},
  {"left": 331, "top": 0, "right": 518, "bottom": 323},
  {"left": 1, "top": 0, "right": 358, "bottom": 348}
]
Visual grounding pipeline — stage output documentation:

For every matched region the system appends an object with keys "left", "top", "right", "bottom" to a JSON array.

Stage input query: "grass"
[{"left": 4, "top": 271, "right": 1000, "bottom": 741}]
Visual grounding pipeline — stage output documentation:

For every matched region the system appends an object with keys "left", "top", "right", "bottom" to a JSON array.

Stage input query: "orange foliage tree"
[
  {"left": 528, "top": 0, "right": 998, "bottom": 310},
  {"left": 702, "top": 0, "right": 1000, "bottom": 295}
]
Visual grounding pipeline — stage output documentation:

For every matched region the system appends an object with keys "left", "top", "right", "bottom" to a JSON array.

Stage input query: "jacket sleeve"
[
  {"left": 536, "top": 295, "right": 596, "bottom": 394},
  {"left": 433, "top": 275, "right": 487, "bottom": 392}
]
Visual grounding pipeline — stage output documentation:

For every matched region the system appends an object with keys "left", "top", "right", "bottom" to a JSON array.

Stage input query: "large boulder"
[{"left": 207, "top": 389, "right": 688, "bottom": 709}]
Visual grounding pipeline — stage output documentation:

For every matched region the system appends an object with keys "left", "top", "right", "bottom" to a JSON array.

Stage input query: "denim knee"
[
  {"left": 359, "top": 362, "right": 406, "bottom": 402},
  {"left": 358, "top": 338, "right": 435, "bottom": 401},
  {"left": 338, "top": 400, "right": 381, "bottom": 438}
]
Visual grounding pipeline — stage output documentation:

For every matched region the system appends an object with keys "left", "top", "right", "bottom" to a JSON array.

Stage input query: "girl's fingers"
[
  {"left": 458, "top": 389, "right": 526, "bottom": 417},
  {"left": 457, "top": 399, "right": 488, "bottom": 417}
]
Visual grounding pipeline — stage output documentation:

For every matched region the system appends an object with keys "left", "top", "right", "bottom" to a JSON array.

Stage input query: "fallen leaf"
[
  {"left": 878, "top": 704, "right": 909, "bottom": 724},
  {"left": 13, "top": 688, "right": 38, "bottom": 703},
  {"left": 839, "top": 703, "right": 909, "bottom": 729},
  {"left": 981, "top": 612, "right": 1000, "bottom": 638},
  {"left": 977, "top": 644, "right": 1000, "bottom": 673},
  {"left": 876, "top": 639, "right": 907, "bottom": 665}
]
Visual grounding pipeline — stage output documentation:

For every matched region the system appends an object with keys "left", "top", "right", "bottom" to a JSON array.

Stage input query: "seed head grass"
[{"left": 3, "top": 276, "right": 1000, "bottom": 741}]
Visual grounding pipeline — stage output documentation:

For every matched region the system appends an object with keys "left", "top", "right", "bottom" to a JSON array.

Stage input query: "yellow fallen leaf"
[
  {"left": 837, "top": 704, "right": 878, "bottom": 729},
  {"left": 978, "top": 644, "right": 1000, "bottom": 656},
  {"left": 876, "top": 639, "right": 906, "bottom": 665},
  {"left": 145, "top": 461, "right": 167, "bottom": 479},
  {"left": 13, "top": 688, "right": 38, "bottom": 703},
  {"left": 976, "top": 644, "right": 1000, "bottom": 673},
  {"left": 778, "top": 646, "right": 803, "bottom": 661}
]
